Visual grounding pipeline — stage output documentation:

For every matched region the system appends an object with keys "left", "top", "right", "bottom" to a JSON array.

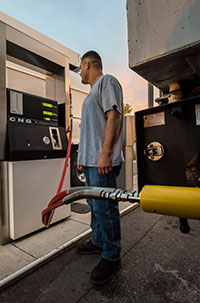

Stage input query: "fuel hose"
[{"left": 42, "top": 187, "right": 139, "bottom": 227}]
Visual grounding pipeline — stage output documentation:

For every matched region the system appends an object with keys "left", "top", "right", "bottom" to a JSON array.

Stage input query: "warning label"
[{"left": 143, "top": 112, "right": 165, "bottom": 128}]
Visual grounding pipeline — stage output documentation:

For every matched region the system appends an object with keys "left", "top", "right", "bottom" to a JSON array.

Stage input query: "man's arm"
[{"left": 98, "top": 109, "right": 121, "bottom": 175}]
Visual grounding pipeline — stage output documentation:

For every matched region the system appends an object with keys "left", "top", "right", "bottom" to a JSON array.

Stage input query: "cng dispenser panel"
[
  {"left": 7, "top": 89, "right": 68, "bottom": 161},
  {"left": 135, "top": 96, "right": 200, "bottom": 192}
]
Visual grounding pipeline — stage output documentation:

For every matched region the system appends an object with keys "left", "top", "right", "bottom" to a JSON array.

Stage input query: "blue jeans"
[{"left": 84, "top": 166, "right": 121, "bottom": 261}]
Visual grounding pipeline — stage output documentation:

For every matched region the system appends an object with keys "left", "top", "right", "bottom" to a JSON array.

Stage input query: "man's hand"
[
  {"left": 77, "top": 165, "right": 84, "bottom": 172},
  {"left": 98, "top": 152, "right": 112, "bottom": 175}
]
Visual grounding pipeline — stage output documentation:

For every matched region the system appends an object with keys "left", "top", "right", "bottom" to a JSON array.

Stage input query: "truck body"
[
  {"left": 127, "top": 0, "right": 200, "bottom": 93},
  {"left": 127, "top": 0, "right": 200, "bottom": 229}
]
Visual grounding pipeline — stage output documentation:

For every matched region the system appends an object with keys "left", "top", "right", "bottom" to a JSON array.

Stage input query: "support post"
[
  {"left": 0, "top": 22, "right": 9, "bottom": 244},
  {"left": 148, "top": 82, "right": 154, "bottom": 108}
]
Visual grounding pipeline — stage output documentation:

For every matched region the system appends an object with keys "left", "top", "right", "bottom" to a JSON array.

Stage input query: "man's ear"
[{"left": 86, "top": 61, "right": 90, "bottom": 70}]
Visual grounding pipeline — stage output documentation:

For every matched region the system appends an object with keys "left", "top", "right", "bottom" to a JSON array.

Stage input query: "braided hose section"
[{"left": 42, "top": 187, "right": 139, "bottom": 227}]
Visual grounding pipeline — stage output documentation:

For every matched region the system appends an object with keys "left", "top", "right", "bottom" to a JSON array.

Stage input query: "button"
[{"left": 43, "top": 136, "right": 50, "bottom": 145}]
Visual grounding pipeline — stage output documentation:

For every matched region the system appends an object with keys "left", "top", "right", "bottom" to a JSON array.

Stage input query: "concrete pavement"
[
  {"left": 0, "top": 199, "right": 137, "bottom": 284},
  {"left": 0, "top": 207, "right": 200, "bottom": 302}
]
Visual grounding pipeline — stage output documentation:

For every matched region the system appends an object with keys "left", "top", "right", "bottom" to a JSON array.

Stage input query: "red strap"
[
  {"left": 56, "top": 130, "right": 72, "bottom": 194},
  {"left": 42, "top": 130, "right": 72, "bottom": 227}
]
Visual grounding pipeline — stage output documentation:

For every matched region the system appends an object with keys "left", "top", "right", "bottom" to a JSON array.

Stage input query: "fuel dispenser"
[
  {"left": 6, "top": 89, "right": 71, "bottom": 240},
  {"left": 0, "top": 12, "right": 81, "bottom": 243},
  {"left": 6, "top": 89, "right": 72, "bottom": 240}
]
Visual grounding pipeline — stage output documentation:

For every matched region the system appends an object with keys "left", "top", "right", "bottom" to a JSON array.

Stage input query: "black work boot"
[
  {"left": 77, "top": 240, "right": 102, "bottom": 255},
  {"left": 90, "top": 258, "right": 121, "bottom": 285}
]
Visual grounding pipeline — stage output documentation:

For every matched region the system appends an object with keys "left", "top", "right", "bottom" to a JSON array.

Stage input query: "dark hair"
[{"left": 81, "top": 50, "right": 102, "bottom": 70}]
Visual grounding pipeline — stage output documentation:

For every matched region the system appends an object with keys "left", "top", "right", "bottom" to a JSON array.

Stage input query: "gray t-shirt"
[{"left": 77, "top": 74, "right": 124, "bottom": 167}]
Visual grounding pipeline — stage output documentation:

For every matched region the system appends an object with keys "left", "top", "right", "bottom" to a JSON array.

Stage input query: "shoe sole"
[{"left": 90, "top": 264, "right": 121, "bottom": 285}]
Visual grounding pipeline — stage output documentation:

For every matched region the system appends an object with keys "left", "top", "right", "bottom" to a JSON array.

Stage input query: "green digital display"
[
  {"left": 43, "top": 111, "right": 53, "bottom": 116},
  {"left": 42, "top": 102, "right": 53, "bottom": 108}
]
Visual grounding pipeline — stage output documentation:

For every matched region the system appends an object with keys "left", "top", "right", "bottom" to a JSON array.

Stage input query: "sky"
[{"left": 0, "top": 0, "right": 151, "bottom": 113}]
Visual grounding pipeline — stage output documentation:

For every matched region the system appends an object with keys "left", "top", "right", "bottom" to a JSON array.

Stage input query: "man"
[{"left": 77, "top": 50, "right": 124, "bottom": 285}]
